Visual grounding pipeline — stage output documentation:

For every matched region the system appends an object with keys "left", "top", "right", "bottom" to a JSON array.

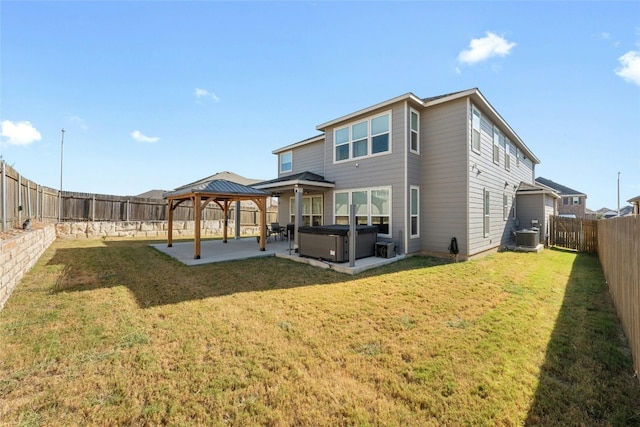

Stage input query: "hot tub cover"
[{"left": 297, "top": 225, "right": 378, "bottom": 236}]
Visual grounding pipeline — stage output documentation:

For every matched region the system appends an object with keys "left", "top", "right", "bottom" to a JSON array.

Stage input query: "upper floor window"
[
  {"left": 334, "top": 112, "right": 390, "bottom": 163},
  {"left": 472, "top": 108, "right": 481, "bottom": 153},
  {"left": 410, "top": 109, "right": 419, "bottom": 154},
  {"left": 504, "top": 139, "right": 511, "bottom": 171},
  {"left": 493, "top": 127, "right": 500, "bottom": 165},
  {"left": 280, "top": 151, "right": 292, "bottom": 173}
]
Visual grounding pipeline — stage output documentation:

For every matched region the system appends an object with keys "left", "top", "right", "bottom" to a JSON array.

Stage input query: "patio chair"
[{"left": 270, "top": 223, "right": 284, "bottom": 240}]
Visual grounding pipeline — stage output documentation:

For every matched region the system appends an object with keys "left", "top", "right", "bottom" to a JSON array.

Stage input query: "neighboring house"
[
  {"left": 535, "top": 177, "right": 587, "bottom": 219},
  {"left": 255, "top": 88, "right": 553, "bottom": 260},
  {"left": 628, "top": 196, "right": 640, "bottom": 215}
]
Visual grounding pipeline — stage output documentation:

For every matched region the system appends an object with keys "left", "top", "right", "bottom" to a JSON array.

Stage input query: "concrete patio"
[{"left": 150, "top": 237, "right": 404, "bottom": 274}]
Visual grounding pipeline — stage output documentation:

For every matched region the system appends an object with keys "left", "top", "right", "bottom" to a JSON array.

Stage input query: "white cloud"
[
  {"left": 69, "top": 115, "right": 88, "bottom": 130},
  {"left": 131, "top": 130, "right": 159, "bottom": 143},
  {"left": 194, "top": 87, "right": 220, "bottom": 102},
  {"left": 616, "top": 50, "right": 640, "bottom": 86},
  {"left": 0, "top": 120, "right": 42, "bottom": 146},
  {"left": 458, "top": 32, "right": 516, "bottom": 65}
]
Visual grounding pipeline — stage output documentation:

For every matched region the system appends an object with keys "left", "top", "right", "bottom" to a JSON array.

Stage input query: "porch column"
[
  {"left": 294, "top": 186, "right": 303, "bottom": 247},
  {"left": 234, "top": 200, "right": 241, "bottom": 239},
  {"left": 222, "top": 200, "right": 230, "bottom": 243}
]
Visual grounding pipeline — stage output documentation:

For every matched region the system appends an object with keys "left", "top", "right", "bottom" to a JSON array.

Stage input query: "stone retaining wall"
[
  {"left": 55, "top": 220, "right": 262, "bottom": 239},
  {"left": 0, "top": 224, "right": 57, "bottom": 310}
]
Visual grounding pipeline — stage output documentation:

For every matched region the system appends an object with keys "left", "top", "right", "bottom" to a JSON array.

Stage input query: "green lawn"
[{"left": 1, "top": 238, "right": 638, "bottom": 426}]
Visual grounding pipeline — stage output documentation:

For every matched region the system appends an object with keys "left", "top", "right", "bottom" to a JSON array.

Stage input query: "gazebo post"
[
  {"left": 222, "top": 200, "right": 229, "bottom": 243},
  {"left": 167, "top": 199, "right": 173, "bottom": 247},
  {"left": 259, "top": 198, "right": 267, "bottom": 251},
  {"left": 194, "top": 195, "right": 202, "bottom": 259}
]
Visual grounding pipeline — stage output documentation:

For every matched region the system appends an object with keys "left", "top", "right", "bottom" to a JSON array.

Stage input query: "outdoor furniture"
[{"left": 270, "top": 223, "right": 284, "bottom": 240}]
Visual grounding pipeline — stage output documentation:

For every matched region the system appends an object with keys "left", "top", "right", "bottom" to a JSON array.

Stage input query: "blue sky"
[{"left": 1, "top": 1, "right": 639, "bottom": 210}]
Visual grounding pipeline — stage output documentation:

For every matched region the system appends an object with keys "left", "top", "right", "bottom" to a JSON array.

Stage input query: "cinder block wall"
[
  {"left": 55, "top": 220, "right": 262, "bottom": 239},
  {"left": 0, "top": 225, "right": 57, "bottom": 310}
]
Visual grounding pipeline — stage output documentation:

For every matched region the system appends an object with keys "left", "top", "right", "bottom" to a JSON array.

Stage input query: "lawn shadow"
[
  {"left": 525, "top": 249, "right": 640, "bottom": 425},
  {"left": 47, "top": 239, "right": 445, "bottom": 308}
]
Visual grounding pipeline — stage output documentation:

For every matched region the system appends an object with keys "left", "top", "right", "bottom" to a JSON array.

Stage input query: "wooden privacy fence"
[
  {"left": 549, "top": 216, "right": 598, "bottom": 252},
  {"left": 1, "top": 162, "right": 276, "bottom": 231},
  {"left": 597, "top": 215, "right": 640, "bottom": 379}
]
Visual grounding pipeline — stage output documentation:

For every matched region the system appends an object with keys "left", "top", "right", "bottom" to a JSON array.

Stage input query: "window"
[
  {"left": 573, "top": 196, "right": 581, "bottom": 205},
  {"left": 512, "top": 195, "right": 516, "bottom": 219},
  {"left": 563, "top": 197, "right": 569, "bottom": 205},
  {"left": 472, "top": 108, "right": 481, "bottom": 153},
  {"left": 493, "top": 127, "right": 500, "bottom": 165},
  {"left": 504, "top": 139, "right": 511, "bottom": 171},
  {"left": 516, "top": 147, "right": 520, "bottom": 167},
  {"left": 484, "top": 188, "right": 490, "bottom": 237},
  {"left": 280, "top": 151, "right": 292, "bottom": 173},
  {"left": 290, "top": 195, "right": 323, "bottom": 226},
  {"left": 503, "top": 193, "right": 509, "bottom": 221},
  {"left": 410, "top": 109, "right": 419, "bottom": 153},
  {"left": 333, "top": 188, "right": 391, "bottom": 236},
  {"left": 410, "top": 186, "right": 419, "bottom": 237},
  {"left": 334, "top": 112, "right": 390, "bottom": 162}
]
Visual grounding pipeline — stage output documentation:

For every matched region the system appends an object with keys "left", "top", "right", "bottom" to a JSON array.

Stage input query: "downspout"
[{"left": 403, "top": 101, "right": 408, "bottom": 254}]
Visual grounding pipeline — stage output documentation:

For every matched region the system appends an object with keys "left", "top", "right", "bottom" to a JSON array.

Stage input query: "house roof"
[
  {"left": 252, "top": 171, "right": 335, "bottom": 193},
  {"left": 516, "top": 181, "right": 561, "bottom": 199},
  {"left": 136, "top": 189, "right": 168, "bottom": 199},
  {"left": 174, "top": 171, "right": 263, "bottom": 191},
  {"left": 535, "top": 177, "right": 586, "bottom": 197},
  {"left": 628, "top": 195, "right": 640, "bottom": 204},
  {"left": 274, "top": 88, "right": 539, "bottom": 164}
]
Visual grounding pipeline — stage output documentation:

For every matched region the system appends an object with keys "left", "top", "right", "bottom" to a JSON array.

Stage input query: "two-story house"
[
  {"left": 535, "top": 177, "right": 587, "bottom": 219},
  {"left": 255, "top": 88, "right": 553, "bottom": 260}
]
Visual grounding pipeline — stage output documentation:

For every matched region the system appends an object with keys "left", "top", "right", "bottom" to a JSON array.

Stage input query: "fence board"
[
  {"left": 597, "top": 216, "right": 639, "bottom": 380},
  {"left": 1, "top": 162, "right": 276, "bottom": 231},
  {"left": 550, "top": 216, "right": 598, "bottom": 253}
]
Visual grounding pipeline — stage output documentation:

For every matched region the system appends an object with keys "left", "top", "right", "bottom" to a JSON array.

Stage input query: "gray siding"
[
  {"left": 421, "top": 98, "right": 468, "bottom": 256},
  {"left": 280, "top": 139, "right": 325, "bottom": 178},
  {"left": 324, "top": 102, "right": 407, "bottom": 249},
  {"left": 467, "top": 101, "right": 535, "bottom": 256}
]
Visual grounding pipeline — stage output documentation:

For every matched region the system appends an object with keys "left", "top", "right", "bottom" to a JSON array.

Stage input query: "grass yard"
[{"left": 1, "top": 238, "right": 639, "bottom": 426}]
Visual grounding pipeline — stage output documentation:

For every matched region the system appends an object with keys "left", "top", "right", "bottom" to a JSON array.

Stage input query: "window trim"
[
  {"left": 493, "top": 127, "right": 500, "bottom": 165},
  {"left": 471, "top": 107, "right": 481, "bottom": 154},
  {"left": 410, "top": 185, "right": 419, "bottom": 238},
  {"left": 333, "top": 110, "right": 392, "bottom": 164},
  {"left": 504, "top": 138, "right": 511, "bottom": 171},
  {"left": 290, "top": 195, "right": 323, "bottom": 226},
  {"left": 503, "top": 193, "right": 509, "bottom": 221},
  {"left": 410, "top": 108, "right": 420, "bottom": 154},
  {"left": 483, "top": 188, "right": 490, "bottom": 238},
  {"left": 333, "top": 187, "right": 392, "bottom": 238},
  {"left": 279, "top": 151, "right": 292, "bottom": 173}
]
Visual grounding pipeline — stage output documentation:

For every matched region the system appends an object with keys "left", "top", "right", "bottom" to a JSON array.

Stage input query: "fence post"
[
  {"left": 92, "top": 195, "right": 95, "bottom": 221},
  {"left": 126, "top": 198, "right": 130, "bottom": 222},
  {"left": 1, "top": 160, "right": 5, "bottom": 232},
  {"left": 26, "top": 179, "right": 32, "bottom": 219},
  {"left": 18, "top": 174, "right": 22, "bottom": 226}
]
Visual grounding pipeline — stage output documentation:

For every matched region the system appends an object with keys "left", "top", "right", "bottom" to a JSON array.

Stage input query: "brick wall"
[{"left": 0, "top": 224, "right": 57, "bottom": 310}]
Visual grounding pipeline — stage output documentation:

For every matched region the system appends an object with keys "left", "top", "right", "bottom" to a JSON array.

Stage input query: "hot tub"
[{"left": 297, "top": 225, "right": 377, "bottom": 262}]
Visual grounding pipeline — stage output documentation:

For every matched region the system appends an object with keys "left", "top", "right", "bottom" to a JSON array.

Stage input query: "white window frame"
[
  {"left": 410, "top": 185, "right": 419, "bottom": 238},
  {"left": 512, "top": 195, "right": 517, "bottom": 219},
  {"left": 410, "top": 109, "right": 420, "bottom": 154},
  {"left": 472, "top": 107, "right": 481, "bottom": 154},
  {"left": 279, "top": 151, "right": 292, "bottom": 173},
  {"left": 333, "top": 187, "right": 392, "bottom": 237},
  {"left": 504, "top": 138, "right": 511, "bottom": 171},
  {"left": 493, "top": 127, "right": 500, "bottom": 165},
  {"left": 484, "top": 188, "right": 490, "bottom": 238},
  {"left": 333, "top": 111, "right": 391, "bottom": 163},
  {"left": 290, "top": 195, "right": 323, "bottom": 226}
]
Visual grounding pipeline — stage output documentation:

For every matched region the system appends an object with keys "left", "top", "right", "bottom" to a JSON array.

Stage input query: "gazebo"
[{"left": 163, "top": 179, "right": 272, "bottom": 259}]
